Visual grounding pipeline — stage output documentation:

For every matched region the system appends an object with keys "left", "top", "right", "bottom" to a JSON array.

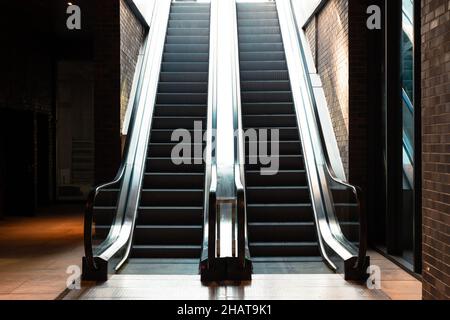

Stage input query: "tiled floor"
[
  {"left": 0, "top": 205, "right": 84, "bottom": 300},
  {"left": 0, "top": 207, "right": 422, "bottom": 300}
]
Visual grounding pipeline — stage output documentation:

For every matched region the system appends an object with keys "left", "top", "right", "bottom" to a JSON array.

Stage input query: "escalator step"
[
  {"left": 248, "top": 222, "right": 317, "bottom": 242},
  {"left": 137, "top": 207, "right": 203, "bottom": 225},
  {"left": 164, "top": 44, "right": 210, "bottom": 53},
  {"left": 150, "top": 129, "right": 205, "bottom": 142},
  {"left": 146, "top": 157, "right": 205, "bottom": 173},
  {"left": 245, "top": 155, "right": 305, "bottom": 171},
  {"left": 134, "top": 225, "right": 203, "bottom": 245},
  {"left": 247, "top": 204, "right": 314, "bottom": 223},
  {"left": 246, "top": 186, "right": 310, "bottom": 204},
  {"left": 249, "top": 242, "right": 320, "bottom": 257},
  {"left": 140, "top": 189, "right": 204, "bottom": 207},
  {"left": 131, "top": 245, "right": 202, "bottom": 259},
  {"left": 246, "top": 170, "right": 306, "bottom": 186},
  {"left": 160, "top": 72, "right": 208, "bottom": 82},
  {"left": 161, "top": 62, "right": 208, "bottom": 73}
]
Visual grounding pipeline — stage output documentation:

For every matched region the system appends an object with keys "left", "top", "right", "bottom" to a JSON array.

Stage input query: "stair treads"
[
  {"left": 168, "top": 20, "right": 210, "bottom": 28},
  {"left": 137, "top": 207, "right": 203, "bottom": 225},
  {"left": 164, "top": 44, "right": 210, "bottom": 53},
  {"left": 160, "top": 72, "right": 208, "bottom": 82},
  {"left": 130, "top": 2, "right": 210, "bottom": 260},
  {"left": 158, "top": 82, "right": 208, "bottom": 93},
  {"left": 240, "top": 70, "right": 289, "bottom": 81},
  {"left": 166, "top": 36, "right": 210, "bottom": 45},
  {"left": 163, "top": 52, "right": 209, "bottom": 62}
]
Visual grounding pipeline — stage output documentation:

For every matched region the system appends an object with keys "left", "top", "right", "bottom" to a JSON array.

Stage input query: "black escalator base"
[{"left": 128, "top": 2, "right": 211, "bottom": 262}]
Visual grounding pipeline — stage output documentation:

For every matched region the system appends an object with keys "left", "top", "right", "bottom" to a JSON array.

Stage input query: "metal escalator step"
[
  {"left": 158, "top": 82, "right": 208, "bottom": 93},
  {"left": 161, "top": 62, "right": 208, "bottom": 73},
  {"left": 134, "top": 225, "right": 203, "bottom": 245},
  {"left": 131, "top": 245, "right": 202, "bottom": 259},
  {"left": 243, "top": 126, "right": 299, "bottom": 140},
  {"left": 243, "top": 114, "right": 297, "bottom": 127},
  {"left": 163, "top": 52, "right": 209, "bottom": 62},
  {"left": 164, "top": 44, "right": 209, "bottom": 53},
  {"left": 240, "top": 51, "right": 286, "bottom": 61},
  {"left": 169, "top": 13, "right": 210, "bottom": 21},
  {"left": 239, "top": 27, "right": 281, "bottom": 35},
  {"left": 143, "top": 172, "right": 204, "bottom": 189},
  {"left": 246, "top": 186, "right": 310, "bottom": 204},
  {"left": 249, "top": 242, "right": 320, "bottom": 257},
  {"left": 146, "top": 157, "right": 205, "bottom": 173},
  {"left": 240, "top": 70, "right": 289, "bottom": 81},
  {"left": 147, "top": 143, "right": 205, "bottom": 158},
  {"left": 152, "top": 116, "right": 206, "bottom": 130},
  {"left": 238, "top": 11, "right": 278, "bottom": 20},
  {"left": 137, "top": 207, "right": 203, "bottom": 225},
  {"left": 168, "top": 20, "right": 210, "bottom": 29},
  {"left": 171, "top": 6, "right": 210, "bottom": 14},
  {"left": 240, "top": 61, "right": 287, "bottom": 71},
  {"left": 248, "top": 222, "right": 317, "bottom": 242},
  {"left": 160, "top": 72, "right": 208, "bottom": 82},
  {"left": 247, "top": 203, "right": 314, "bottom": 223},
  {"left": 245, "top": 155, "right": 304, "bottom": 171},
  {"left": 238, "top": 19, "right": 280, "bottom": 27},
  {"left": 166, "top": 36, "right": 210, "bottom": 45},
  {"left": 241, "top": 80, "right": 290, "bottom": 91},
  {"left": 239, "top": 35, "right": 282, "bottom": 43},
  {"left": 245, "top": 141, "right": 302, "bottom": 156},
  {"left": 246, "top": 170, "right": 307, "bottom": 187},
  {"left": 140, "top": 189, "right": 204, "bottom": 207},
  {"left": 150, "top": 129, "right": 205, "bottom": 142},
  {"left": 242, "top": 102, "right": 294, "bottom": 115},
  {"left": 241, "top": 91, "right": 293, "bottom": 103},
  {"left": 239, "top": 43, "right": 284, "bottom": 52},
  {"left": 154, "top": 105, "right": 207, "bottom": 117}
]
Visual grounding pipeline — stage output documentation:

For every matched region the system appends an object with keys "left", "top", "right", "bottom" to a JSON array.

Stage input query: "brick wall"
[
  {"left": 421, "top": 0, "right": 450, "bottom": 300},
  {"left": 305, "top": 0, "right": 350, "bottom": 178},
  {"left": 303, "top": 0, "right": 369, "bottom": 190},
  {"left": 120, "top": 0, "right": 145, "bottom": 131}
]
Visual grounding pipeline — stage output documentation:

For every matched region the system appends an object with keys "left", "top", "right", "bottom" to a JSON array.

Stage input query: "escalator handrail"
[
  {"left": 285, "top": 0, "right": 367, "bottom": 273},
  {"left": 201, "top": 0, "right": 219, "bottom": 266},
  {"left": 83, "top": 0, "right": 170, "bottom": 273},
  {"left": 83, "top": 30, "right": 149, "bottom": 271},
  {"left": 231, "top": 0, "right": 251, "bottom": 268}
]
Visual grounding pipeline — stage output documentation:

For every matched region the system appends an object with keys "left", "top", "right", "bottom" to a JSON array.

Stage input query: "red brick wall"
[
  {"left": 421, "top": 0, "right": 450, "bottom": 300},
  {"left": 120, "top": 0, "right": 145, "bottom": 130}
]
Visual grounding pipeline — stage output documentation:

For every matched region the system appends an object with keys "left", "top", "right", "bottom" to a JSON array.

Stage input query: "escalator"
[
  {"left": 237, "top": 2, "right": 320, "bottom": 258},
  {"left": 83, "top": 0, "right": 212, "bottom": 280},
  {"left": 84, "top": 0, "right": 368, "bottom": 282},
  {"left": 233, "top": 0, "right": 367, "bottom": 280},
  {"left": 130, "top": 1, "right": 210, "bottom": 260}
]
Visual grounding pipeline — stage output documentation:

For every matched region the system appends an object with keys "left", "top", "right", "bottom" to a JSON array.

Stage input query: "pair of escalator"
[{"left": 85, "top": 1, "right": 364, "bottom": 282}]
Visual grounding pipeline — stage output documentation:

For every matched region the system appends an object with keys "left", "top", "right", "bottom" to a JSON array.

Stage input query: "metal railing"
[
  {"left": 277, "top": 0, "right": 368, "bottom": 279},
  {"left": 83, "top": 0, "right": 172, "bottom": 279},
  {"left": 231, "top": 0, "right": 251, "bottom": 271},
  {"left": 200, "top": 0, "right": 219, "bottom": 271}
]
